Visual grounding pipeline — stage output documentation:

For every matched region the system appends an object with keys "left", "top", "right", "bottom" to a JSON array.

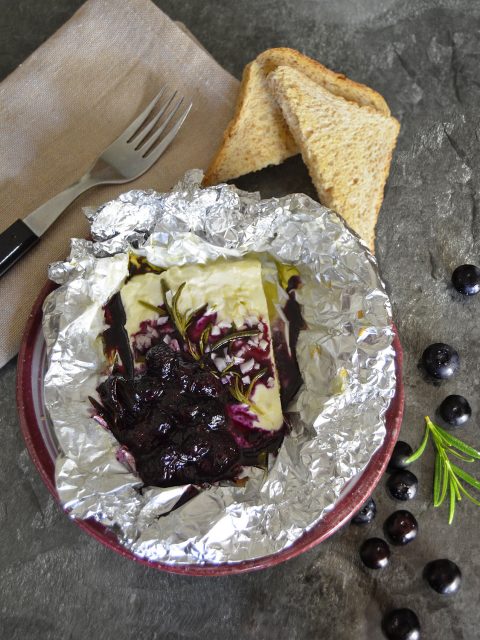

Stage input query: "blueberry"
[
  {"left": 421, "top": 343, "right": 459, "bottom": 380},
  {"left": 423, "top": 559, "right": 462, "bottom": 595},
  {"left": 187, "top": 371, "right": 223, "bottom": 398},
  {"left": 387, "top": 441, "right": 413, "bottom": 472},
  {"left": 384, "top": 510, "right": 418, "bottom": 545},
  {"left": 177, "top": 361, "right": 203, "bottom": 391},
  {"left": 179, "top": 430, "right": 240, "bottom": 483},
  {"left": 136, "top": 430, "right": 240, "bottom": 487},
  {"left": 352, "top": 497, "right": 377, "bottom": 525},
  {"left": 120, "top": 406, "right": 175, "bottom": 453},
  {"left": 146, "top": 405, "right": 175, "bottom": 436},
  {"left": 439, "top": 395, "right": 471, "bottom": 427},
  {"left": 387, "top": 470, "right": 418, "bottom": 501},
  {"left": 96, "top": 375, "right": 123, "bottom": 417},
  {"left": 133, "top": 375, "right": 164, "bottom": 404},
  {"left": 176, "top": 401, "right": 227, "bottom": 431},
  {"left": 115, "top": 378, "right": 144, "bottom": 418},
  {"left": 359, "top": 538, "right": 390, "bottom": 569},
  {"left": 382, "top": 609, "right": 421, "bottom": 640},
  {"left": 452, "top": 264, "right": 480, "bottom": 296},
  {"left": 145, "top": 343, "right": 179, "bottom": 379},
  {"left": 96, "top": 336, "right": 250, "bottom": 488}
]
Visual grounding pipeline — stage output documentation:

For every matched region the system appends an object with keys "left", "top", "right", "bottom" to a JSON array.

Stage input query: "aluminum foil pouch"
[{"left": 43, "top": 170, "right": 396, "bottom": 564}]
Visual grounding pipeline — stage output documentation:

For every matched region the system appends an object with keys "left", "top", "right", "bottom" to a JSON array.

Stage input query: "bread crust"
[
  {"left": 203, "top": 61, "right": 256, "bottom": 186},
  {"left": 203, "top": 47, "right": 391, "bottom": 186},
  {"left": 269, "top": 65, "right": 400, "bottom": 252},
  {"left": 256, "top": 47, "right": 391, "bottom": 115}
]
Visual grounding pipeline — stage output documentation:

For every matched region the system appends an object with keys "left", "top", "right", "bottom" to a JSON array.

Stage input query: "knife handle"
[{"left": 0, "top": 220, "right": 40, "bottom": 277}]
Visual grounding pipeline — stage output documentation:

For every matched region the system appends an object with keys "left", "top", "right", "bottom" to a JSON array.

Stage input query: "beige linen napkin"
[{"left": 0, "top": 0, "right": 239, "bottom": 368}]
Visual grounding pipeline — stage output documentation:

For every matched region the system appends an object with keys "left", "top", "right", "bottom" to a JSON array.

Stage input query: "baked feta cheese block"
[{"left": 120, "top": 258, "right": 284, "bottom": 432}]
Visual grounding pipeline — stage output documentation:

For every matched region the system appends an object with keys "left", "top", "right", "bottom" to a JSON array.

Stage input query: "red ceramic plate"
[{"left": 17, "top": 280, "right": 404, "bottom": 576}]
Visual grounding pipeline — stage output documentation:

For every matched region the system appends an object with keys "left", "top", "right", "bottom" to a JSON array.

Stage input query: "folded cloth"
[{"left": 0, "top": 0, "right": 239, "bottom": 368}]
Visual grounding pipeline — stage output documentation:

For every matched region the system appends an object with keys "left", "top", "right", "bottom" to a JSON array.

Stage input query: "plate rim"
[{"left": 17, "top": 279, "right": 404, "bottom": 576}]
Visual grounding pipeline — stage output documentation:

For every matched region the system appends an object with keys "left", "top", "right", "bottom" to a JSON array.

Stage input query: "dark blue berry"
[
  {"left": 352, "top": 497, "right": 377, "bottom": 525},
  {"left": 387, "top": 441, "right": 413, "bottom": 472},
  {"left": 384, "top": 510, "right": 418, "bottom": 545},
  {"left": 439, "top": 395, "right": 471, "bottom": 427},
  {"left": 382, "top": 609, "right": 421, "bottom": 640},
  {"left": 145, "top": 343, "right": 179, "bottom": 379},
  {"left": 187, "top": 371, "right": 223, "bottom": 398},
  {"left": 422, "top": 343, "right": 459, "bottom": 380},
  {"left": 359, "top": 538, "right": 390, "bottom": 569},
  {"left": 452, "top": 264, "right": 480, "bottom": 296},
  {"left": 423, "top": 559, "right": 462, "bottom": 595},
  {"left": 387, "top": 470, "right": 418, "bottom": 501}
]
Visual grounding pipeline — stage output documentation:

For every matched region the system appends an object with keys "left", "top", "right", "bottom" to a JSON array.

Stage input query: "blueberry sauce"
[
  {"left": 272, "top": 275, "right": 307, "bottom": 407},
  {"left": 94, "top": 269, "right": 304, "bottom": 488},
  {"left": 103, "top": 292, "right": 134, "bottom": 379},
  {"left": 91, "top": 345, "right": 241, "bottom": 486}
]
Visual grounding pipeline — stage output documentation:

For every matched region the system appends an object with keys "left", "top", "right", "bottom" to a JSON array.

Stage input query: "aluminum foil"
[{"left": 43, "top": 170, "right": 396, "bottom": 565}]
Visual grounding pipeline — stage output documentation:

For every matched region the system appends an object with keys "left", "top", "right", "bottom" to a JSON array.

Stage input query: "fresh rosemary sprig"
[
  {"left": 228, "top": 369, "right": 267, "bottom": 415},
  {"left": 229, "top": 372, "right": 253, "bottom": 406},
  {"left": 161, "top": 280, "right": 198, "bottom": 338},
  {"left": 406, "top": 416, "right": 480, "bottom": 524}
]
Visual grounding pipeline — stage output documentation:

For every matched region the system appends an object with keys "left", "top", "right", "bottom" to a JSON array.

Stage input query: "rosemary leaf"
[
  {"left": 227, "top": 372, "right": 262, "bottom": 415},
  {"left": 159, "top": 280, "right": 205, "bottom": 359},
  {"left": 219, "top": 361, "right": 236, "bottom": 376},
  {"left": 172, "top": 281, "right": 186, "bottom": 314},
  {"left": 438, "top": 458, "right": 449, "bottom": 507},
  {"left": 433, "top": 453, "right": 442, "bottom": 507},
  {"left": 228, "top": 374, "right": 249, "bottom": 405},
  {"left": 199, "top": 324, "right": 212, "bottom": 355},
  {"left": 210, "top": 329, "right": 260, "bottom": 353},
  {"left": 186, "top": 338, "right": 201, "bottom": 361},
  {"left": 247, "top": 368, "right": 268, "bottom": 399},
  {"left": 161, "top": 279, "right": 174, "bottom": 320},
  {"left": 405, "top": 425, "right": 430, "bottom": 464},
  {"left": 451, "top": 463, "right": 480, "bottom": 492},
  {"left": 448, "top": 477, "right": 456, "bottom": 524},
  {"left": 452, "top": 475, "right": 462, "bottom": 501},
  {"left": 456, "top": 481, "right": 480, "bottom": 507},
  {"left": 172, "top": 293, "right": 186, "bottom": 335},
  {"left": 138, "top": 299, "right": 166, "bottom": 315},
  {"left": 430, "top": 421, "right": 480, "bottom": 460},
  {"left": 446, "top": 448, "right": 475, "bottom": 464}
]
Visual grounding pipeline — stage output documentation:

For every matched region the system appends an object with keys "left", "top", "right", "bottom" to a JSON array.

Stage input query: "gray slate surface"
[{"left": 1, "top": 0, "right": 480, "bottom": 638}]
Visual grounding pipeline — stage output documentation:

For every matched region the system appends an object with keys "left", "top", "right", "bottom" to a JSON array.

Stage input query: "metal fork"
[{"left": 0, "top": 87, "right": 192, "bottom": 277}]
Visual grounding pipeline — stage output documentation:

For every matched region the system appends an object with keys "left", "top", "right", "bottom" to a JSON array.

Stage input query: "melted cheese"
[{"left": 120, "top": 259, "right": 283, "bottom": 431}]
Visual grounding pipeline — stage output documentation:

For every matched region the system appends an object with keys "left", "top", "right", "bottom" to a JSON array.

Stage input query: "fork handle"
[
  {"left": 0, "top": 174, "right": 99, "bottom": 278},
  {"left": 0, "top": 220, "right": 40, "bottom": 277}
]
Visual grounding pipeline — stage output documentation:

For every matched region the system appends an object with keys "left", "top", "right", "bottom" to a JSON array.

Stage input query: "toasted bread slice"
[
  {"left": 268, "top": 65, "right": 400, "bottom": 251},
  {"left": 203, "top": 47, "right": 391, "bottom": 186}
]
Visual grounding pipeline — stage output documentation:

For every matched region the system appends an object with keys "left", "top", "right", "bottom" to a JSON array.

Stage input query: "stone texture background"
[{"left": 1, "top": 1, "right": 480, "bottom": 638}]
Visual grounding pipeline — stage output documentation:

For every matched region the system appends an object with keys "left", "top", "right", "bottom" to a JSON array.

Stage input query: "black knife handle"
[{"left": 0, "top": 220, "right": 40, "bottom": 277}]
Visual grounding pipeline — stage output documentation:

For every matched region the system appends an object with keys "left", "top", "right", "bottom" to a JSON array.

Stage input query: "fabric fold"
[{"left": 0, "top": 0, "right": 239, "bottom": 368}]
